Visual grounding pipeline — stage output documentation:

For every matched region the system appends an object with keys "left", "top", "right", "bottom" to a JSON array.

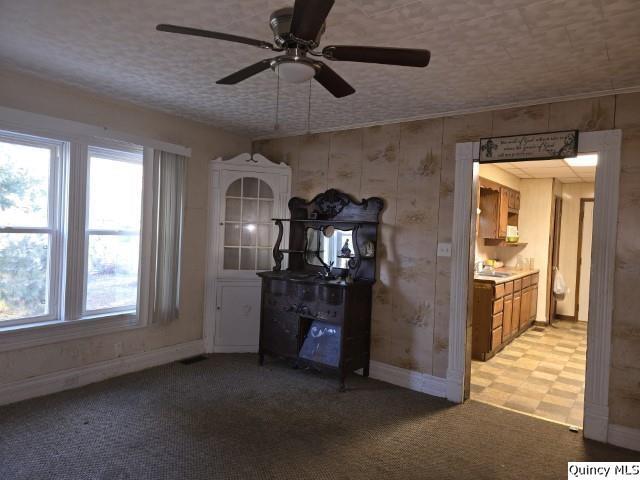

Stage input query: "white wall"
[
  {"left": 518, "top": 178, "right": 554, "bottom": 322},
  {"left": 557, "top": 182, "right": 596, "bottom": 317},
  {"left": 0, "top": 68, "right": 250, "bottom": 385}
]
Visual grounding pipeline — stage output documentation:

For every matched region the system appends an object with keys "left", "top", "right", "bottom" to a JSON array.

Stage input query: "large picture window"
[
  {"left": 0, "top": 128, "right": 146, "bottom": 330},
  {"left": 0, "top": 132, "right": 64, "bottom": 326}
]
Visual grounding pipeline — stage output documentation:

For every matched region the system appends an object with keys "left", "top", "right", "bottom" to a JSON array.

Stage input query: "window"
[
  {"left": 0, "top": 127, "right": 145, "bottom": 329},
  {"left": 85, "top": 147, "right": 143, "bottom": 314},
  {"left": 0, "top": 132, "right": 64, "bottom": 325},
  {"left": 223, "top": 177, "right": 274, "bottom": 271}
]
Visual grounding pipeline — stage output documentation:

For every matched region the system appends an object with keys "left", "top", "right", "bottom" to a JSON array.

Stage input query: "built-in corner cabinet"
[
  {"left": 472, "top": 271, "right": 539, "bottom": 361},
  {"left": 204, "top": 153, "right": 291, "bottom": 354},
  {"left": 478, "top": 177, "right": 521, "bottom": 243}
]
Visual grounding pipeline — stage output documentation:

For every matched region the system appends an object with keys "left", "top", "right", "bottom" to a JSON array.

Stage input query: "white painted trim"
[
  {"left": 0, "top": 105, "right": 191, "bottom": 157},
  {"left": 447, "top": 130, "right": 622, "bottom": 444},
  {"left": 252, "top": 85, "right": 640, "bottom": 140},
  {"left": 446, "top": 142, "right": 478, "bottom": 403},
  {"left": 0, "top": 340, "right": 204, "bottom": 407},
  {"left": 369, "top": 361, "right": 447, "bottom": 398},
  {"left": 608, "top": 424, "right": 640, "bottom": 452}
]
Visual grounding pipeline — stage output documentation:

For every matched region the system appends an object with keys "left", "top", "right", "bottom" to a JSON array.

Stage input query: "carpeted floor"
[{"left": 0, "top": 354, "right": 636, "bottom": 480}]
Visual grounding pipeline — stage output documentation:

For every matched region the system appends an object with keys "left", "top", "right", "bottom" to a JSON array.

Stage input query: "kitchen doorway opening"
[
  {"left": 469, "top": 157, "right": 596, "bottom": 428},
  {"left": 446, "top": 130, "right": 621, "bottom": 443}
]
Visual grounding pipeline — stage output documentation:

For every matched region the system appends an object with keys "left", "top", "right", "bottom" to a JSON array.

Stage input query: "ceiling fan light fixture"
[{"left": 276, "top": 60, "right": 316, "bottom": 83}]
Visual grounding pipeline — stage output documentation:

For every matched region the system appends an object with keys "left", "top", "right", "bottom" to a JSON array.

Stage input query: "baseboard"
[
  {"left": 212, "top": 345, "right": 258, "bottom": 353},
  {"left": 368, "top": 360, "right": 447, "bottom": 398},
  {"left": 0, "top": 340, "right": 205, "bottom": 407},
  {"left": 584, "top": 402, "right": 610, "bottom": 442},
  {"left": 555, "top": 314, "right": 576, "bottom": 321},
  {"left": 608, "top": 424, "right": 640, "bottom": 452}
]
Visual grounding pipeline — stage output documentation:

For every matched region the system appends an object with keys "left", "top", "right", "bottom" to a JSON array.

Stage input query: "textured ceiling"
[
  {"left": 1, "top": 0, "right": 640, "bottom": 138},
  {"left": 491, "top": 159, "right": 596, "bottom": 183}
]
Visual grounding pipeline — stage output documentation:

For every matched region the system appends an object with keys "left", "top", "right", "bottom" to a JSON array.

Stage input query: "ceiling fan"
[{"left": 156, "top": 0, "right": 431, "bottom": 98}]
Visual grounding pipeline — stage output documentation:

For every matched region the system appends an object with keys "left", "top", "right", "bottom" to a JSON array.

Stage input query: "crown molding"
[{"left": 252, "top": 85, "right": 640, "bottom": 141}]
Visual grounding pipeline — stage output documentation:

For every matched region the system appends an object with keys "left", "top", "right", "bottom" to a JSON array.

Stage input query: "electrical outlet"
[
  {"left": 437, "top": 243, "right": 452, "bottom": 257},
  {"left": 114, "top": 342, "right": 123, "bottom": 357}
]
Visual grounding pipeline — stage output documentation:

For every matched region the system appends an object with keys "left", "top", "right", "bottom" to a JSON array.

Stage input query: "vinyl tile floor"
[{"left": 471, "top": 320, "right": 587, "bottom": 427}]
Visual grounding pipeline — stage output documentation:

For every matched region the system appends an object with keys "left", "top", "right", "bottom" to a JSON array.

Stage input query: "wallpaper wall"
[{"left": 254, "top": 93, "right": 640, "bottom": 430}]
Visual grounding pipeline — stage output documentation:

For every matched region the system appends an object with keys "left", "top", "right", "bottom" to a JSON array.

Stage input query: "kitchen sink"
[{"left": 477, "top": 271, "right": 512, "bottom": 278}]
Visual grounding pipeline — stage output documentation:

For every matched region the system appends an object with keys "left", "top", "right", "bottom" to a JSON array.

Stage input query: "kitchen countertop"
[{"left": 474, "top": 268, "right": 539, "bottom": 285}]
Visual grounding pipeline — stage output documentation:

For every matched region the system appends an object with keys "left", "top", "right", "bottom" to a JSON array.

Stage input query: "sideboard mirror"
[{"left": 304, "top": 226, "right": 353, "bottom": 269}]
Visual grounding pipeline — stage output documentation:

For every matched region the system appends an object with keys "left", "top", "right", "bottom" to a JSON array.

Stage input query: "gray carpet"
[{"left": 0, "top": 354, "right": 636, "bottom": 479}]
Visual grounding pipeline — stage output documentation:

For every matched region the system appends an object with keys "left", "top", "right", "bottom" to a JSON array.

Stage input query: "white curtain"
[{"left": 151, "top": 150, "right": 186, "bottom": 324}]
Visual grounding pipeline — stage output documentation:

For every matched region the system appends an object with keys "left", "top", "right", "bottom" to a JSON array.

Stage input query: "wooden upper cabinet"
[
  {"left": 499, "top": 188, "right": 509, "bottom": 238},
  {"left": 478, "top": 178, "right": 520, "bottom": 240}
]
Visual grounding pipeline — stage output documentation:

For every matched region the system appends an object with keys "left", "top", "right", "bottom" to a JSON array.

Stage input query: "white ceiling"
[
  {"left": 491, "top": 159, "right": 596, "bottom": 183},
  {"left": 1, "top": 0, "right": 640, "bottom": 138}
]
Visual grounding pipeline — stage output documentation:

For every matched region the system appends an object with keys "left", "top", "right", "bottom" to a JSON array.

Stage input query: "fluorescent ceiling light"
[{"left": 565, "top": 154, "right": 598, "bottom": 167}]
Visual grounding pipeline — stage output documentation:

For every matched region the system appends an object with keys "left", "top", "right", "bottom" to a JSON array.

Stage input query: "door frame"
[
  {"left": 575, "top": 198, "right": 595, "bottom": 323},
  {"left": 446, "top": 130, "right": 622, "bottom": 444},
  {"left": 204, "top": 153, "right": 291, "bottom": 353},
  {"left": 547, "top": 194, "right": 563, "bottom": 324}
]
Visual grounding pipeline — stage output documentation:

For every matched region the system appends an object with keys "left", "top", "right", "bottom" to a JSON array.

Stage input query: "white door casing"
[
  {"left": 204, "top": 153, "right": 291, "bottom": 353},
  {"left": 447, "top": 131, "right": 622, "bottom": 445}
]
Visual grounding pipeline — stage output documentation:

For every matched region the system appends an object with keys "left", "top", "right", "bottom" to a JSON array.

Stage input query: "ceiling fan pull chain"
[
  {"left": 274, "top": 64, "right": 280, "bottom": 131},
  {"left": 307, "top": 79, "right": 312, "bottom": 134}
]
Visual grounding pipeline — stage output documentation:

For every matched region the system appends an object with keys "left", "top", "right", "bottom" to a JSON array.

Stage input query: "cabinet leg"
[{"left": 362, "top": 363, "right": 370, "bottom": 378}]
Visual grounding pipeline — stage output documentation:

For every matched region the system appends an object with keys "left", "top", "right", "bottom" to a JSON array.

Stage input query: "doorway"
[
  {"left": 446, "top": 130, "right": 622, "bottom": 443},
  {"left": 470, "top": 159, "right": 594, "bottom": 427}
]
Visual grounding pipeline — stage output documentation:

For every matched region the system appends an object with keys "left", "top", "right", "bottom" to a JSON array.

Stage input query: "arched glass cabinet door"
[{"left": 222, "top": 177, "right": 274, "bottom": 271}]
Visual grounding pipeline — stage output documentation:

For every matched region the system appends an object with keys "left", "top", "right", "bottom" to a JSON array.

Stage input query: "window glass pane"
[
  {"left": 259, "top": 180, "right": 273, "bottom": 199},
  {"left": 0, "top": 233, "right": 49, "bottom": 321},
  {"left": 242, "top": 199, "right": 258, "bottom": 222},
  {"left": 243, "top": 177, "right": 259, "bottom": 198},
  {"left": 258, "top": 200, "right": 273, "bottom": 222},
  {"left": 257, "top": 248, "right": 271, "bottom": 270},
  {"left": 227, "top": 179, "right": 241, "bottom": 197},
  {"left": 240, "top": 248, "right": 256, "bottom": 270},
  {"left": 0, "top": 141, "right": 51, "bottom": 228},
  {"left": 223, "top": 247, "right": 239, "bottom": 270},
  {"left": 224, "top": 222, "right": 240, "bottom": 246},
  {"left": 86, "top": 234, "right": 139, "bottom": 311},
  {"left": 257, "top": 225, "right": 271, "bottom": 247},
  {"left": 241, "top": 223, "right": 257, "bottom": 246},
  {"left": 88, "top": 155, "right": 142, "bottom": 231},
  {"left": 225, "top": 198, "right": 241, "bottom": 222}
]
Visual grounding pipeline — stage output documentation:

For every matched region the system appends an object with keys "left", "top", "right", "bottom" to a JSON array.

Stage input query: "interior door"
[
  {"left": 577, "top": 201, "right": 594, "bottom": 322},
  {"left": 548, "top": 196, "right": 562, "bottom": 324}
]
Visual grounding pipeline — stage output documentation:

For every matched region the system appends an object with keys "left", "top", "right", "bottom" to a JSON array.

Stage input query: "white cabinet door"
[{"left": 214, "top": 282, "right": 262, "bottom": 351}]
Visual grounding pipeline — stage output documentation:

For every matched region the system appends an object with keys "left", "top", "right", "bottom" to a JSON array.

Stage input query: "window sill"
[{"left": 0, "top": 313, "right": 144, "bottom": 353}]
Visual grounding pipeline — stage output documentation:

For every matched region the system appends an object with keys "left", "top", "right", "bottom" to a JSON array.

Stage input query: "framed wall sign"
[{"left": 479, "top": 130, "right": 578, "bottom": 163}]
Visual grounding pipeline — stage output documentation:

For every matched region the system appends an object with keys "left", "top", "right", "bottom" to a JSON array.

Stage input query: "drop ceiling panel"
[{"left": 1, "top": 0, "right": 639, "bottom": 137}]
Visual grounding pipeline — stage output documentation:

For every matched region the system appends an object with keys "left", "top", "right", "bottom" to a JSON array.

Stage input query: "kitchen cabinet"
[
  {"left": 478, "top": 178, "right": 520, "bottom": 241},
  {"left": 472, "top": 271, "right": 539, "bottom": 360}
]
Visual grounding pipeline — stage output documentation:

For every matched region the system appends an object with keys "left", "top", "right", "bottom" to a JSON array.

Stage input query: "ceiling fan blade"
[
  {"left": 156, "top": 24, "right": 276, "bottom": 50},
  {"left": 290, "top": 0, "right": 335, "bottom": 41},
  {"left": 314, "top": 62, "right": 355, "bottom": 98},
  {"left": 216, "top": 59, "right": 273, "bottom": 85},
  {"left": 322, "top": 45, "right": 431, "bottom": 67}
]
